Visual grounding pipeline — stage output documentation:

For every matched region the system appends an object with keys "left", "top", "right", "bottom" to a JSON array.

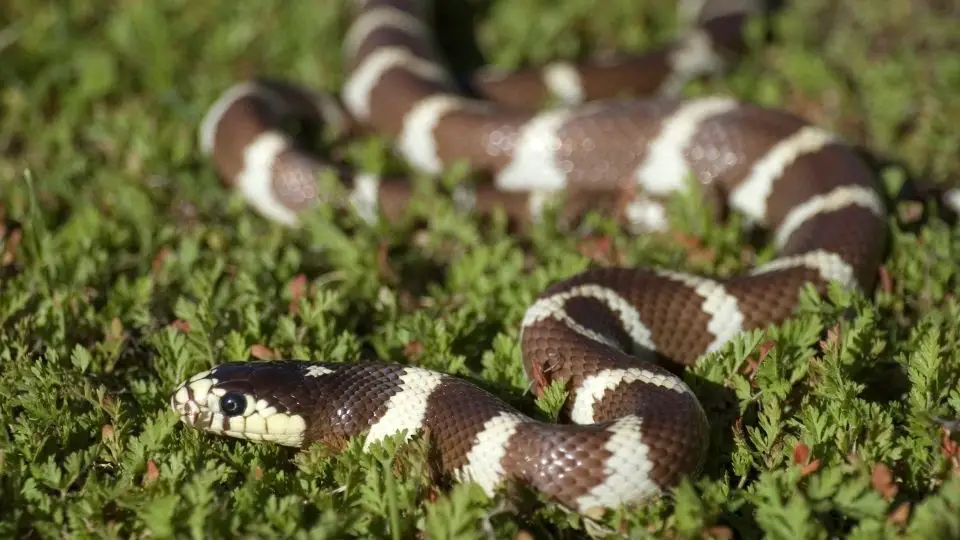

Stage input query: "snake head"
[{"left": 170, "top": 361, "right": 324, "bottom": 447}]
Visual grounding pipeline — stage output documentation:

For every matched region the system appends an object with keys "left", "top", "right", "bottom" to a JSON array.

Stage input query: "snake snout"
[
  {"left": 171, "top": 363, "right": 312, "bottom": 447},
  {"left": 170, "top": 382, "right": 211, "bottom": 428}
]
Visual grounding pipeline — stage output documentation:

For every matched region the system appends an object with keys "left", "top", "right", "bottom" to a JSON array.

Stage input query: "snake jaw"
[
  {"left": 170, "top": 367, "right": 309, "bottom": 447},
  {"left": 170, "top": 382, "right": 213, "bottom": 429},
  {"left": 170, "top": 369, "right": 218, "bottom": 426}
]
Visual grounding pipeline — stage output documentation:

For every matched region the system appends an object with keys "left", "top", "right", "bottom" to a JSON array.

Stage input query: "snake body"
[{"left": 171, "top": 0, "right": 892, "bottom": 515}]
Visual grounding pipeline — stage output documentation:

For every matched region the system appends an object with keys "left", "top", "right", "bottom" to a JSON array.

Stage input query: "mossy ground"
[{"left": 2, "top": 0, "right": 960, "bottom": 538}]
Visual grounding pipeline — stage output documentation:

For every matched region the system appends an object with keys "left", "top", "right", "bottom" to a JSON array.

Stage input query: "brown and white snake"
[{"left": 170, "top": 0, "right": 957, "bottom": 518}]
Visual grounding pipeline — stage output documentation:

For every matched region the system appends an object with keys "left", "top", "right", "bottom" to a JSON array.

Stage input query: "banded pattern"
[
  {"left": 171, "top": 360, "right": 706, "bottom": 515},
  {"left": 170, "top": 0, "right": 927, "bottom": 517}
]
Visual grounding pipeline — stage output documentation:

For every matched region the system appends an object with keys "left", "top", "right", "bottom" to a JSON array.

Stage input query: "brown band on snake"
[{"left": 475, "top": 11, "right": 753, "bottom": 108}]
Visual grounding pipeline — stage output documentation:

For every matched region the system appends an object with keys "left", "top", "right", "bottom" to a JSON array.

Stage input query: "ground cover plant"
[{"left": 2, "top": 0, "right": 960, "bottom": 538}]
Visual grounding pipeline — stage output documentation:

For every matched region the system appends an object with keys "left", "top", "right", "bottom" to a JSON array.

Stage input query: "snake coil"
[{"left": 171, "top": 0, "right": 896, "bottom": 516}]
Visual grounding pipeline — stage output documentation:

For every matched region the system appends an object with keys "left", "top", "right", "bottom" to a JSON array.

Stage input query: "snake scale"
[{"left": 170, "top": 0, "right": 902, "bottom": 516}]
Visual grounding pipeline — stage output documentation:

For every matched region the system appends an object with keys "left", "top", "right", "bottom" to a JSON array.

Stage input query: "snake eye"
[{"left": 220, "top": 392, "right": 247, "bottom": 417}]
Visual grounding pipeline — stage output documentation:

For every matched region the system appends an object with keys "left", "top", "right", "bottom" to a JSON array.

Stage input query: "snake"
[{"left": 169, "top": 0, "right": 908, "bottom": 517}]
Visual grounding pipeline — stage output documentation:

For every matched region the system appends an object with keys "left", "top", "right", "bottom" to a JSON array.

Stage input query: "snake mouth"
[
  {"left": 169, "top": 369, "right": 220, "bottom": 429},
  {"left": 170, "top": 384, "right": 213, "bottom": 428},
  {"left": 169, "top": 372, "right": 309, "bottom": 447}
]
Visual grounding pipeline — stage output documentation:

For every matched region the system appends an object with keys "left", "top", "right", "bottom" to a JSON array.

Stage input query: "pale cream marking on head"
[
  {"left": 306, "top": 365, "right": 336, "bottom": 378},
  {"left": 171, "top": 377, "right": 308, "bottom": 447}
]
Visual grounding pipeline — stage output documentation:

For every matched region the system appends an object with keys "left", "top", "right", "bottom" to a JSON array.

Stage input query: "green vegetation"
[{"left": 2, "top": 0, "right": 959, "bottom": 538}]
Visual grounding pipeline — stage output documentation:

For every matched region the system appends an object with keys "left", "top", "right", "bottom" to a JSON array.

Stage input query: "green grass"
[{"left": 2, "top": 0, "right": 960, "bottom": 538}]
